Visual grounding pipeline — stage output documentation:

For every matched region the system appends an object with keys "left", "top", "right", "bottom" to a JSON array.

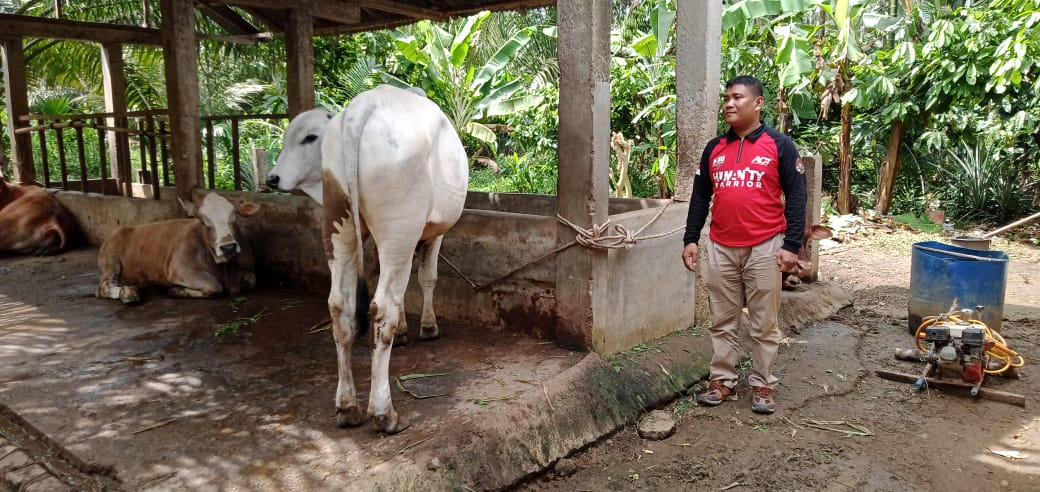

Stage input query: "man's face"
[{"left": 722, "top": 84, "right": 762, "bottom": 129}]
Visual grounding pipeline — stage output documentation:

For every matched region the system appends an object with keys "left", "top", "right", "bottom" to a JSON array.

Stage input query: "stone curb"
[{"left": 364, "top": 330, "right": 715, "bottom": 491}]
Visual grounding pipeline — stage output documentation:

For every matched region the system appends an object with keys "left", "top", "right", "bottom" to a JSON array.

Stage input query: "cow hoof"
[
  {"left": 419, "top": 325, "right": 439, "bottom": 340},
  {"left": 393, "top": 333, "right": 410, "bottom": 346},
  {"left": 372, "top": 412, "right": 410, "bottom": 434},
  {"left": 336, "top": 406, "right": 366, "bottom": 428},
  {"left": 120, "top": 289, "right": 141, "bottom": 304}
]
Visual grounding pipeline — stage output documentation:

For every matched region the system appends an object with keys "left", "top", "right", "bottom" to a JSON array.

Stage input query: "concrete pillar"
[
  {"left": 674, "top": 1, "right": 722, "bottom": 202},
  {"left": 286, "top": 8, "right": 315, "bottom": 118},
  {"left": 161, "top": 0, "right": 202, "bottom": 203},
  {"left": 555, "top": 0, "right": 611, "bottom": 351},
  {"left": 101, "top": 42, "right": 133, "bottom": 196},
  {"left": 2, "top": 39, "right": 34, "bottom": 184},
  {"left": 803, "top": 154, "right": 824, "bottom": 281}
]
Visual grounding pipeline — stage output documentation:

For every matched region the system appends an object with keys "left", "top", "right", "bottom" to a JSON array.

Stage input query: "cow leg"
[
  {"left": 168, "top": 274, "right": 224, "bottom": 298},
  {"left": 96, "top": 251, "right": 140, "bottom": 304},
  {"left": 393, "top": 310, "right": 410, "bottom": 346},
  {"left": 368, "top": 243, "right": 414, "bottom": 434},
  {"left": 417, "top": 236, "right": 443, "bottom": 340},
  {"left": 328, "top": 224, "right": 365, "bottom": 428}
]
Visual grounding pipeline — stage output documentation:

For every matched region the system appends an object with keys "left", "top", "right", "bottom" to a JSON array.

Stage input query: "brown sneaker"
[
  {"left": 751, "top": 386, "right": 776, "bottom": 414},
  {"left": 697, "top": 381, "right": 737, "bottom": 406}
]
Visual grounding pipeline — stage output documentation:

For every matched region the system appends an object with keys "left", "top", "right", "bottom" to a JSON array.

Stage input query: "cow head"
[
  {"left": 269, "top": 108, "right": 333, "bottom": 203},
  {"left": 783, "top": 224, "right": 833, "bottom": 289},
  {"left": 179, "top": 192, "right": 260, "bottom": 264}
]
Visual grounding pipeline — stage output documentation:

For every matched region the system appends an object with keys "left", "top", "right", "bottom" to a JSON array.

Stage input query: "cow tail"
[
  {"left": 43, "top": 222, "right": 67, "bottom": 250},
  {"left": 341, "top": 98, "right": 376, "bottom": 339}
]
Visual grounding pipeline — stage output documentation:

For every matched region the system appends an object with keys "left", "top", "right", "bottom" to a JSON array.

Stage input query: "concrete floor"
[{"left": 0, "top": 249, "right": 586, "bottom": 491}]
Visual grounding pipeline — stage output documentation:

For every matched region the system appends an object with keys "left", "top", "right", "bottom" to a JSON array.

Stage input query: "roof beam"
[
  {"left": 356, "top": 0, "right": 448, "bottom": 22},
  {"left": 198, "top": 4, "right": 260, "bottom": 36},
  {"left": 308, "top": 1, "right": 361, "bottom": 24},
  {"left": 0, "top": 13, "right": 161, "bottom": 45}
]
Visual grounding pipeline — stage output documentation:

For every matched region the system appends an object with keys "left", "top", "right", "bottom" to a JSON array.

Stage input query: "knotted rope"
[
  {"left": 440, "top": 202, "right": 685, "bottom": 292},
  {"left": 555, "top": 201, "right": 682, "bottom": 250}
]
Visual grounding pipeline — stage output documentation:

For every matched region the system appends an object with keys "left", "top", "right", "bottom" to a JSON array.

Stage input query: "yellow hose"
[{"left": 913, "top": 315, "right": 1024, "bottom": 375}]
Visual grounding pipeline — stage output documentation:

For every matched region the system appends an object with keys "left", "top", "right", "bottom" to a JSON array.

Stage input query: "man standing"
[{"left": 681, "top": 75, "right": 806, "bottom": 414}]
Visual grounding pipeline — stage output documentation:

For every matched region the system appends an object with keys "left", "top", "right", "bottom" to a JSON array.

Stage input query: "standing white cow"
[{"left": 270, "top": 85, "right": 468, "bottom": 433}]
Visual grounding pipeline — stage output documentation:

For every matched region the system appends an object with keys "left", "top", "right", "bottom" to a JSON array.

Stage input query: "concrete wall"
[
  {"left": 53, "top": 189, "right": 695, "bottom": 354},
  {"left": 597, "top": 204, "right": 695, "bottom": 354}
]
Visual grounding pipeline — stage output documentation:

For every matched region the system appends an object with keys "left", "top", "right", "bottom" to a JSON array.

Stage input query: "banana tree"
[
  {"left": 386, "top": 12, "right": 544, "bottom": 155},
  {"left": 817, "top": 0, "right": 869, "bottom": 214},
  {"left": 620, "top": 0, "right": 676, "bottom": 197}
]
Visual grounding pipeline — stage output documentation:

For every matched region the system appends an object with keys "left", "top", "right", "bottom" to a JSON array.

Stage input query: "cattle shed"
[{"left": 1, "top": 1, "right": 728, "bottom": 355}]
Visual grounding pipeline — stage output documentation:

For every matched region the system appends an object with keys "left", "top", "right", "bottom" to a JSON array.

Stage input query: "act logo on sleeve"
[
  {"left": 750, "top": 155, "right": 773, "bottom": 166},
  {"left": 712, "top": 155, "right": 726, "bottom": 168}
]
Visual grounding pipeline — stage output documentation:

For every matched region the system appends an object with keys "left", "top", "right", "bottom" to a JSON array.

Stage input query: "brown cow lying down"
[
  {"left": 96, "top": 192, "right": 260, "bottom": 304},
  {"left": 782, "top": 224, "right": 833, "bottom": 290},
  {"left": 0, "top": 177, "right": 80, "bottom": 256}
]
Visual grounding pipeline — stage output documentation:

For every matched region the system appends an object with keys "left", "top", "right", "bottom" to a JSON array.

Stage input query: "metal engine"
[{"left": 922, "top": 322, "right": 987, "bottom": 383}]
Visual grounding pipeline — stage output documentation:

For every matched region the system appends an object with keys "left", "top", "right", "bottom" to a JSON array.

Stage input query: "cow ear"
[
  {"left": 238, "top": 202, "right": 261, "bottom": 217},
  {"left": 809, "top": 225, "right": 833, "bottom": 240},
  {"left": 179, "top": 197, "right": 197, "bottom": 217}
]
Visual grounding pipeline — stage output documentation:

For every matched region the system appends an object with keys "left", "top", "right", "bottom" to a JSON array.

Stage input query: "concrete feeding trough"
[{"left": 55, "top": 189, "right": 695, "bottom": 356}]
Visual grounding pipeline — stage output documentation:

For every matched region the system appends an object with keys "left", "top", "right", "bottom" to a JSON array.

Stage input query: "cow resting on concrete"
[
  {"left": 270, "top": 84, "right": 469, "bottom": 433},
  {"left": 0, "top": 178, "right": 80, "bottom": 256},
  {"left": 96, "top": 191, "right": 260, "bottom": 303}
]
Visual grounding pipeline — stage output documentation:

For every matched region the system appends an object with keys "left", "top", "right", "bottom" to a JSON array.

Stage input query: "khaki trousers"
[{"left": 703, "top": 234, "right": 783, "bottom": 389}]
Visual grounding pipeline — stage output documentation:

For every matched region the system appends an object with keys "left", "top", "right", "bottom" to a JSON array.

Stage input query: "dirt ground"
[
  {"left": 518, "top": 226, "right": 1040, "bottom": 492},
  {"left": 3, "top": 223, "right": 1040, "bottom": 491}
]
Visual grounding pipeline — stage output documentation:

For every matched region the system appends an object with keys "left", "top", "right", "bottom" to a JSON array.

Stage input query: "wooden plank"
[
  {"left": 308, "top": 0, "right": 361, "bottom": 24},
  {"left": 356, "top": 0, "right": 448, "bottom": 21},
  {"left": 875, "top": 369, "right": 1026, "bottom": 407},
  {"left": 0, "top": 14, "right": 161, "bottom": 45}
]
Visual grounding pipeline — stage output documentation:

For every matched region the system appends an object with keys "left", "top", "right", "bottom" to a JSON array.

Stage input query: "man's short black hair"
[{"left": 725, "top": 75, "right": 764, "bottom": 98}]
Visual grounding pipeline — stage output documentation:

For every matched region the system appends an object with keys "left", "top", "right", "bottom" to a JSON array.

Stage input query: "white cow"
[{"left": 270, "top": 85, "right": 468, "bottom": 433}]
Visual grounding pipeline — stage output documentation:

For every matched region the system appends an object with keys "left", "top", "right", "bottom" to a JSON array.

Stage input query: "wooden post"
[
  {"left": 555, "top": 0, "right": 611, "bottom": 351},
  {"left": 161, "top": 0, "right": 202, "bottom": 203},
  {"left": 101, "top": 42, "right": 133, "bottom": 196},
  {"left": 286, "top": 8, "right": 315, "bottom": 119},
  {"left": 251, "top": 147, "right": 268, "bottom": 192},
  {"left": 2, "top": 38, "right": 34, "bottom": 184}
]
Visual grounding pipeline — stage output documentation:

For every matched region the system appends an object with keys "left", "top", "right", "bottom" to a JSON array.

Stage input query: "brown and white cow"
[
  {"left": 271, "top": 85, "right": 468, "bottom": 433},
  {"left": 96, "top": 191, "right": 260, "bottom": 304},
  {"left": 0, "top": 178, "right": 79, "bottom": 256},
  {"left": 782, "top": 224, "right": 833, "bottom": 290}
]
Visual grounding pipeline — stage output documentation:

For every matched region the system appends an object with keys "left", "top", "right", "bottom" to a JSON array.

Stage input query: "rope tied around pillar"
[
  {"left": 555, "top": 201, "right": 683, "bottom": 250},
  {"left": 438, "top": 202, "right": 684, "bottom": 292}
]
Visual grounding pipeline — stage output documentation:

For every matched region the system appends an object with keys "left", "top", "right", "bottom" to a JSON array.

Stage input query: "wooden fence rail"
[{"left": 15, "top": 110, "right": 288, "bottom": 198}]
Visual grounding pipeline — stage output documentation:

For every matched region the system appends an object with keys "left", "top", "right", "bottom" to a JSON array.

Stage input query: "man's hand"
[
  {"left": 777, "top": 248, "right": 799, "bottom": 272},
  {"left": 682, "top": 243, "right": 699, "bottom": 272}
]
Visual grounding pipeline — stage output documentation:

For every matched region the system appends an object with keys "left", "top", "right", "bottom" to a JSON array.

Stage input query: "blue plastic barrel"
[{"left": 908, "top": 241, "right": 1008, "bottom": 334}]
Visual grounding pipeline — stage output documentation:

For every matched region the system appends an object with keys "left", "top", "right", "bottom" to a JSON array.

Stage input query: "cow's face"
[
  {"left": 269, "top": 109, "right": 332, "bottom": 201},
  {"left": 783, "top": 224, "right": 834, "bottom": 289},
  {"left": 181, "top": 192, "right": 261, "bottom": 264}
]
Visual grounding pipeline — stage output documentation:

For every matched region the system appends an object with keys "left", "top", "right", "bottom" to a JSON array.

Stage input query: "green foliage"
[
  {"left": 934, "top": 140, "right": 1033, "bottom": 224},
  {"left": 892, "top": 212, "right": 942, "bottom": 233},
  {"left": 386, "top": 12, "right": 544, "bottom": 154}
]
